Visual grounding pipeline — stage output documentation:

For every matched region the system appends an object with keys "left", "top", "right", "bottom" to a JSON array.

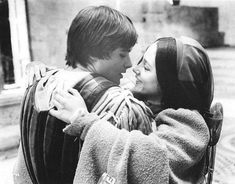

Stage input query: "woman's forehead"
[{"left": 143, "top": 43, "right": 157, "bottom": 66}]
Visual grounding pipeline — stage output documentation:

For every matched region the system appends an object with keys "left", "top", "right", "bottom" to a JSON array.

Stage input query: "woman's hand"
[
  {"left": 25, "top": 61, "right": 46, "bottom": 86},
  {"left": 49, "top": 88, "right": 88, "bottom": 124},
  {"left": 25, "top": 61, "right": 56, "bottom": 87}
]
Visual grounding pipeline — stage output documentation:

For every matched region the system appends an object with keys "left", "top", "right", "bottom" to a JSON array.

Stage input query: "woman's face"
[{"left": 132, "top": 43, "right": 162, "bottom": 101}]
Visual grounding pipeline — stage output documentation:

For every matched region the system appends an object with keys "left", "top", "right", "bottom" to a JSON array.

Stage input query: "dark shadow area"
[{"left": 0, "top": 0, "right": 15, "bottom": 85}]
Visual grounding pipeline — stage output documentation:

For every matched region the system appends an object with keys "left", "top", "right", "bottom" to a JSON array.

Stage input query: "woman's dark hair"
[
  {"left": 155, "top": 37, "right": 214, "bottom": 115},
  {"left": 66, "top": 6, "right": 138, "bottom": 68}
]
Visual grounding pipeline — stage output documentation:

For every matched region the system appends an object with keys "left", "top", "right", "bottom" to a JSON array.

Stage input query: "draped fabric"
[
  {"left": 155, "top": 36, "right": 214, "bottom": 115},
  {"left": 154, "top": 37, "right": 221, "bottom": 182}
]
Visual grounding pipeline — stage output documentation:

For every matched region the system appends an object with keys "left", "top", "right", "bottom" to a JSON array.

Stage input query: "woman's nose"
[{"left": 133, "top": 66, "right": 140, "bottom": 75}]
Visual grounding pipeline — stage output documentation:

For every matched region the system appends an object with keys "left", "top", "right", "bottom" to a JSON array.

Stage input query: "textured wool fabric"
[{"left": 72, "top": 108, "right": 209, "bottom": 184}]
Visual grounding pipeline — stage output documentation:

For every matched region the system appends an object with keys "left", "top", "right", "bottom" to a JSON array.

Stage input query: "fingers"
[
  {"left": 55, "top": 88, "right": 77, "bottom": 99},
  {"left": 47, "top": 65, "right": 57, "bottom": 71},
  {"left": 55, "top": 81, "right": 65, "bottom": 93},
  {"left": 49, "top": 109, "right": 60, "bottom": 118},
  {"left": 52, "top": 93, "right": 66, "bottom": 108},
  {"left": 68, "top": 88, "right": 87, "bottom": 109},
  {"left": 27, "top": 67, "right": 35, "bottom": 87},
  {"left": 54, "top": 89, "right": 69, "bottom": 98},
  {"left": 51, "top": 98, "right": 64, "bottom": 110},
  {"left": 68, "top": 88, "right": 80, "bottom": 97},
  {"left": 40, "top": 65, "right": 46, "bottom": 77},
  {"left": 25, "top": 61, "right": 47, "bottom": 87},
  {"left": 34, "top": 65, "right": 41, "bottom": 81}
]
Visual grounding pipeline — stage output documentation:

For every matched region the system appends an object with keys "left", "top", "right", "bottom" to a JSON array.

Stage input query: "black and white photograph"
[{"left": 0, "top": 0, "right": 234, "bottom": 183}]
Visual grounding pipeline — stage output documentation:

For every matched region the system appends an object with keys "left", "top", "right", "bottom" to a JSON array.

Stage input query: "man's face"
[{"left": 94, "top": 48, "right": 132, "bottom": 84}]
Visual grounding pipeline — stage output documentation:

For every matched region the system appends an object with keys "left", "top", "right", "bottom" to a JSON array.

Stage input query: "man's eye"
[{"left": 120, "top": 54, "right": 126, "bottom": 58}]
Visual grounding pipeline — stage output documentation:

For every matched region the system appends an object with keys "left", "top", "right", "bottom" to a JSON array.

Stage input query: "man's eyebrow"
[{"left": 121, "top": 48, "right": 131, "bottom": 52}]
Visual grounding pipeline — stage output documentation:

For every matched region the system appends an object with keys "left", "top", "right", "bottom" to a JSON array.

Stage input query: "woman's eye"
[
  {"left": 144, "top": 64, "right": 150, "bottom": 71},
  {"left": 137, "top": 57, "right": 143, "bottom": 65}
]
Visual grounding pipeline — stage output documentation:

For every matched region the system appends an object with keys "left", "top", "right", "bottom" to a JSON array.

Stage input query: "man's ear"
[{"left": 89, "top": 56, "right": 96, "bottom": 62}]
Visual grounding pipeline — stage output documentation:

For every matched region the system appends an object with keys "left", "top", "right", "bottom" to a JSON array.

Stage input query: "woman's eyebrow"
[{"left": 144, "top": 59, "right": 151, "bottom": 67}]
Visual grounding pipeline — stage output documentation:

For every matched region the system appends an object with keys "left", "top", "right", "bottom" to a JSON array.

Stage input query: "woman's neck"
[{"left": 145, "top": 98, "right": 162, "bottom": 116}]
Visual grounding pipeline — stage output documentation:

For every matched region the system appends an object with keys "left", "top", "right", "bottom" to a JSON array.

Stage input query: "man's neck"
[{"left": 65, "top": 65, "right": 86, "bottom": 72}]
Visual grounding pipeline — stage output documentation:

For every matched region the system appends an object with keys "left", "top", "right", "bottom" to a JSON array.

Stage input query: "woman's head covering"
[{"left": 155, "top": 36, "right": 214, "bottom": 115}]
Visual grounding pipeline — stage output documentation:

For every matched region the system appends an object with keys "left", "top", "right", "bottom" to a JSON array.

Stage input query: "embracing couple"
[{"left": 14, "top": 5, "right": 222, "bottom": 184}]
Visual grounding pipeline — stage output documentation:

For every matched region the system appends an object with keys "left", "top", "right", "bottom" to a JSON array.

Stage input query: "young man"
[{"left": 14, "top": 6, "right": 153, "bottom": 184}]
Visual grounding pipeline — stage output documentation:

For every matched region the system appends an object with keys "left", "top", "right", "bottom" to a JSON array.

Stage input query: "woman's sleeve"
[
  {"left": 73, "top": 117, "right": 169, "bottom": 184},
  {"left": 154, "top": 109, "right": 210, "bottom": 182},
  {"left": 72, "top": 108, "right": 209, "bottom": 184}
]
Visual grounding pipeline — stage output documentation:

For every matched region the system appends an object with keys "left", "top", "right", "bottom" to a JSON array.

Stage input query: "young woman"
[{"left": 49, "top": 36, "right": 215, "bottom": 184}]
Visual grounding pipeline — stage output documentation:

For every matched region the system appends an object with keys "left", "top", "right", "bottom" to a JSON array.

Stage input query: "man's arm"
[{"left": 91, "top": 86, "right": 154, "bottom": 135}]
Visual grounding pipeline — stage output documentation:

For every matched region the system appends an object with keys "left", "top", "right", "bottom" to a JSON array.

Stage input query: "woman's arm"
[
  {"left": 51, "top": 94, "right": 209, "bottom": 183},
  {"left": 73, "top": 115, "right": 170, "bottom": 184},
  {"left": 50, "top": 86, "right": 154, "bottom": 136},
  {"left": 74, "top": 109, "right": 209, "bottom": 184}
]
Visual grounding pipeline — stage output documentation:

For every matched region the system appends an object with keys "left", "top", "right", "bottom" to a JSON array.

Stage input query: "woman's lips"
[
  {"left": 135, "top": 76, "right": 141, "bottom": 83},
  {"left": 135, "top": 79, "right": 142, "bottom": 85}
]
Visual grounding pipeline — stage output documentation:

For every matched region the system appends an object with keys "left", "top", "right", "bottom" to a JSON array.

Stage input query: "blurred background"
[{"left": 0, "top": 0, "right": 235, "bottom": 183}]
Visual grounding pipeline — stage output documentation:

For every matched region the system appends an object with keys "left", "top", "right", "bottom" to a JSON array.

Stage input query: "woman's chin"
[
  {"left": 131, "top": 86, "right": 145, "bottom": 99},
  {"left": 131, "top": 85, "right": 142, "bottom": 93}
]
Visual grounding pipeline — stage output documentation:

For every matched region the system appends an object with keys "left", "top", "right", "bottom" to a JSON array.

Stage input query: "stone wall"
[
  {"left": 26, "top": 0, "right": 228, "bottom": 67},
  {"left": 26, "top": 0, "right": 119, "bottom": 67},
  {"left": 180, "top": 0, "right": 235, "bottom": 46},
  {"left": 0, "top": 103, "right": 21, "bottom": 126}
]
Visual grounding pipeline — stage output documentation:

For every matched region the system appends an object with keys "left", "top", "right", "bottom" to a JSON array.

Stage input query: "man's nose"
[{"left": 124, "top": 56, "right": 132, "bottom": 69}]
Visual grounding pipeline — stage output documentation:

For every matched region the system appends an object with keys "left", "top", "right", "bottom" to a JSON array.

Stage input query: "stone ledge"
[
  {"left": 0, "top": 125, "right": 20, "bottom": 153},
  {"left": 0, "top": 87, "right": 24, "bottom": 107}
]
